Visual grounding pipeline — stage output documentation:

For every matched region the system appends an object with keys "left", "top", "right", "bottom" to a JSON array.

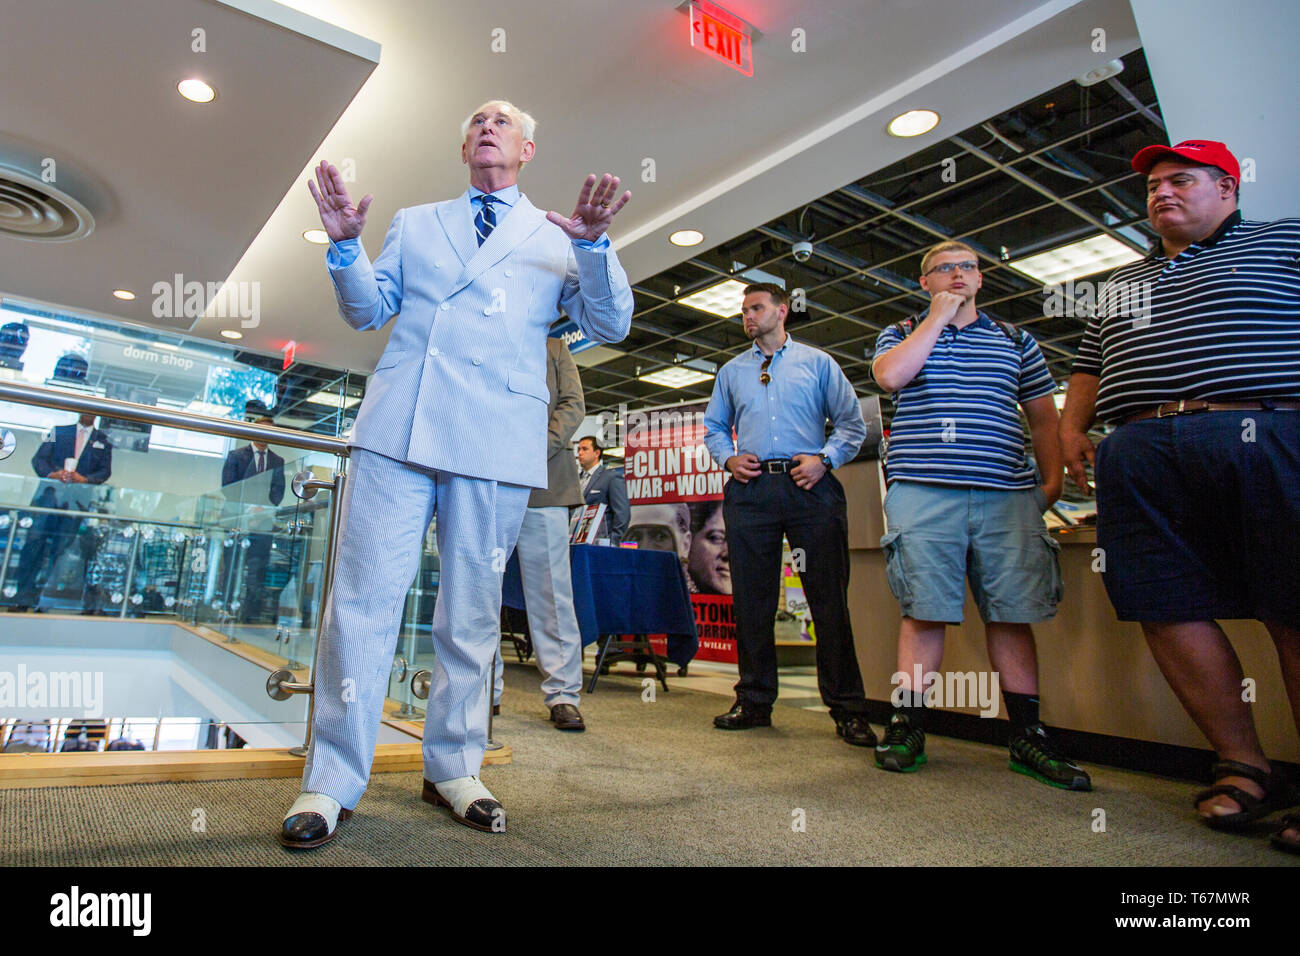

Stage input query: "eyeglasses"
[
  {"left": 760, "top": 356, "right": 772, "bottom": 386},
  {"left": 924, "top": 260, "right": 979, "bottom": 275}
]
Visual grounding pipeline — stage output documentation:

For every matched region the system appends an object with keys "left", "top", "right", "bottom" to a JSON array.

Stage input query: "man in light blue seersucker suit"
[{"left": 280, "top": 100, "right": 633, "bottom": 849}]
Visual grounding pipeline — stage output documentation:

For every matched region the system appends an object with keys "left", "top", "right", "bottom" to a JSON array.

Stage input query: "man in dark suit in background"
[
  {"left": 220, "top": 417, "right": 285, "bottom": 623},
  {"left": 575, "top": 435, "right": 629, "bottom": 544},
  {"left": 7, "top": 413, "right": 113, "bottom": 612}
]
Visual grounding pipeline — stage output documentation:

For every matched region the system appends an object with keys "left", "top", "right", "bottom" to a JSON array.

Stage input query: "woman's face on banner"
[{"left": 688, "top": 506, "right": 730, "bottom": 594}]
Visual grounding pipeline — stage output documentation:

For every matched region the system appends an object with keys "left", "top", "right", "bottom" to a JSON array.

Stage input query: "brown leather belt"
[{"left": 1124, "top": 399, "right": 1300, "bottom": 424}]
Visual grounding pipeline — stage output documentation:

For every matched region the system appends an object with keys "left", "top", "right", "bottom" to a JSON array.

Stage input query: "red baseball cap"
[{"left": 1131, "top": 140, "right": 1240, "bottom": 181}]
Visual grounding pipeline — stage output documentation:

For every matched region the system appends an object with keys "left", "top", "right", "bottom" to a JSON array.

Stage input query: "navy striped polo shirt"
[
  {"left": 1072, "top": 212, "right": 1300, "bottom": 423},
  {"left": 873, "top": 311, "right": 1056, "bottom": 489}
]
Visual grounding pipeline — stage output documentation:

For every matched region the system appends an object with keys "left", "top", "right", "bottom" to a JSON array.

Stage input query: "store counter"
[{"left": 838, "top": 460, "right": 1299, "bottom": 762}]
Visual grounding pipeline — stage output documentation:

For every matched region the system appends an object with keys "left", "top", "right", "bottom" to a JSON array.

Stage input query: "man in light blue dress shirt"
[
  {"left": 702, "top": 283, "right": 873, "bottom": 746},
  {"left": 280, "top": 100, "right": 633, "bottom": 849}
]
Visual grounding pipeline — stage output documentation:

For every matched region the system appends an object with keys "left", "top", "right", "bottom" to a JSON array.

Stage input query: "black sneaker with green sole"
[
  {"left": 875, "top": 714, "right": 926, "bottom": 772},
  {"left": 1009, "top": 723, "right": 1091, "bottom": 791}
]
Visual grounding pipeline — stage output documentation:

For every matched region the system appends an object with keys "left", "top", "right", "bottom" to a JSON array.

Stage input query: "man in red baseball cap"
[
  {"left": 1131, "top": 139, "right": 1241, "bottom": 181},
  {"left": 1061, "top": 138, "right": 1300, "bottom": 856}
]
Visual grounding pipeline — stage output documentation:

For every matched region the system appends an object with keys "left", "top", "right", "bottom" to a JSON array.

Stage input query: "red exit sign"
[{"left": 689, "top": 0, "right": 754, "bottom": 77}]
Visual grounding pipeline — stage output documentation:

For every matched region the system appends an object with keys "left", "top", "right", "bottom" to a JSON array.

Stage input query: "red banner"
[{"left": 623, "top": 403, "right": 736, "bottom": 663}]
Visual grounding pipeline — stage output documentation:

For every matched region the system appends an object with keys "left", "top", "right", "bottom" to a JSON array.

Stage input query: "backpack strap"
[
  {"left": 893, "top": 315, "right": 918, "bottom": 340},
  {"left": 895, "top": 313, "right": 1026, "bottom": 349},
  {"left": 993, "top": 319, "right": 1025, "bottom": 348}
]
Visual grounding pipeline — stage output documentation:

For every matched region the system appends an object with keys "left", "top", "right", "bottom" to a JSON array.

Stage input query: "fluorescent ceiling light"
[
  {"left": 220, "top": 330, "right": 242, "bottom": 340},
  {"left": 306, "top": 389, "right": 361, "bottom": 408},
  {"left": 177, "top": 79, "right": 216, "bottom": 103},
  {"left": 670, "top": 229, "right": 704, "bottom": 247},
  {"left": 1008, "top": 234, "right": 1145, "bottom": 285},
  {"left": 887, "top": 109, "right": 939, "bottom": 137},
  {"left": 112, "top": 289, "right": 135, "bottom": 300},
  {"left": 638, "top": 367, "right": 715, "bottom": 388},
  {"left": 679, "top": 278, "right": 748, "bottom": 318},
  {"left": 302, "top": 229, "right": 330, "bottom": 244}
]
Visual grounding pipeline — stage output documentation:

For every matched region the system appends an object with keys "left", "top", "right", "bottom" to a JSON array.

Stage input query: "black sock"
[
  {"left": 894, "top": 689, "right": 925, "bottom": 730},
  {"left": 1003, "top": 691, "right": 1040, "bottom": 733}
]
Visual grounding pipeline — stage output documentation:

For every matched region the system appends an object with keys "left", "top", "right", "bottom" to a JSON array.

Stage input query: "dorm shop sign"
[{"left": 624, "top": 402, "right": 737, "bottom": 664}]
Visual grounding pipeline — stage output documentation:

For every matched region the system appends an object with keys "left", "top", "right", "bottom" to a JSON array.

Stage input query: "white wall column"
[{"left": 1129, "top": 0, "right": 1300, "bottom": 217}]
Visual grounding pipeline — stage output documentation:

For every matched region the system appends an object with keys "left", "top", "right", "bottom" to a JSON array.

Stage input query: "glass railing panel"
[{"left": 0, "top": 397, "right": 344, "bottom": 753}]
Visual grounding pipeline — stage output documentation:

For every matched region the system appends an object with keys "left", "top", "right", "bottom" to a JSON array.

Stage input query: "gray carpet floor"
[{"left": 3, "top": 663, "right": 1296, "bottom": 866}]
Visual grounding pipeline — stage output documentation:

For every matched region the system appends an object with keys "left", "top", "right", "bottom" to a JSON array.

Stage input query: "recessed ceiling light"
[
  {"left": 112, "top": 289, "right": 135, "bottom": 300},
  {"left": 638, "top": 367, "right": 715, "bottom": 388},
  {"left": 887, "top": 109, "right": 939, "bottom": 137},
  {"left": 302, "top": 229, "right": 330, "bottom": 244},
  {"left": 177, "top": 79, "right": 216, "bottom": 104},
  {"left": 670, "top": 229, "right": 705, "bottom": 247},
  {"left": 220, "top": 330, "right": 242, "bottom": 340},
  {"left": 1008, "top": 234, "right": 1145, "bottom": 285},
  {"left": 678, "top": 278, "right": 749, "bottom": 318}
]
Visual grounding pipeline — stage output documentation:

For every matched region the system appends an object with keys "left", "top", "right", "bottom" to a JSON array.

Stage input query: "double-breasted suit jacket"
[{"left": 328, "top": 193, "right": 632, "bottom": 486}]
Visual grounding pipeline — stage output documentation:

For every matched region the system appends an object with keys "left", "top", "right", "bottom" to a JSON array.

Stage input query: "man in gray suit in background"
[
  {"left": 501, "top": 335, "right": 590, "bottom": 731},
  {"left": 575, "top": 435, "right": 630, "bottom": 544},
  {"left": 282, "top": 99, "right": 633, "bottom": 849}
]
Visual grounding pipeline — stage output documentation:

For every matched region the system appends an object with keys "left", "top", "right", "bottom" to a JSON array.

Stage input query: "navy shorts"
[{"left": 1094, "top": 410, "right": 1300, "bottom": 623}]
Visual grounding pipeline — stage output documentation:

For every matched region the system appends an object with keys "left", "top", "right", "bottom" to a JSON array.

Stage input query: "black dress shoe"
[
  {"left": 493, "top": 704, "right": 500, "bottom": 716},
  {"left": 713, "top": 701, "right": 772, "bottom": 730},
  {"left": 834, "top": 715, "right": 878, "bottom": 747},
  {"left": 549, "top": 703, "right": 586, "bottom": 731},
  {"left": 278, "top": 807, "right": 352, "bottom": 850},
  {"left": 421, "top": 779, "right": 504, "bottom": 833}
]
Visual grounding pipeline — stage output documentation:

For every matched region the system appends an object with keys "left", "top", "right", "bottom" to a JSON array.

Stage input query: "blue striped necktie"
[{"left": 474, "top": 194, "right": 498, "bottom": 246}]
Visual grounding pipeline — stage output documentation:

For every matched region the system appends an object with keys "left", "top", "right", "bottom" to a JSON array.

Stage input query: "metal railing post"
[{"left": 265, "top": 466, "right": 347, "bottom": 757}]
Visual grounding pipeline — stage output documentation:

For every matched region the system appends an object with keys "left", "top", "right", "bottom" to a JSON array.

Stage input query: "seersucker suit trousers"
[{"left": 303, "top": 448, "right": 529, "bottom": 807}]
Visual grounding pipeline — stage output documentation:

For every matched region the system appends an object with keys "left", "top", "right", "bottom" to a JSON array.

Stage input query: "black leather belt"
[{"left": 759, "top": 458, "right": 794, "bottom": 474}]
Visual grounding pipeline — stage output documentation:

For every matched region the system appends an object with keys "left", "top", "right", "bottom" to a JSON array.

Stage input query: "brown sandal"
[{"left": 1193, "top": 759, "right": 1298, "bottom": 831}]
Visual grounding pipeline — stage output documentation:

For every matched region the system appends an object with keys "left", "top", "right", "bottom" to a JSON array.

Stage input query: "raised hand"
[
  {"left": 546, "top": 173, "right": 631, "bottom": 242},
  {"left": 307, "top": 160, "right": 373, "bottom": 243}
]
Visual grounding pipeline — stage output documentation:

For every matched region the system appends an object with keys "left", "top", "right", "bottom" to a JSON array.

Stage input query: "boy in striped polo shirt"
[{"left": 870, "top": 240, "right": 1090, "bottom": 790}]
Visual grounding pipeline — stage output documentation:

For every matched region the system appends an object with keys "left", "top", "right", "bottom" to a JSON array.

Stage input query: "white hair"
[{"left": 460, "top": 100, "right": 536, "bottom": 142}]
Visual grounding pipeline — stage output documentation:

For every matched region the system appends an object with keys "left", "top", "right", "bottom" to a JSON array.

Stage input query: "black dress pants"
[{"left": 722, "top": 470, "right": 868, "bottom": 716}]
